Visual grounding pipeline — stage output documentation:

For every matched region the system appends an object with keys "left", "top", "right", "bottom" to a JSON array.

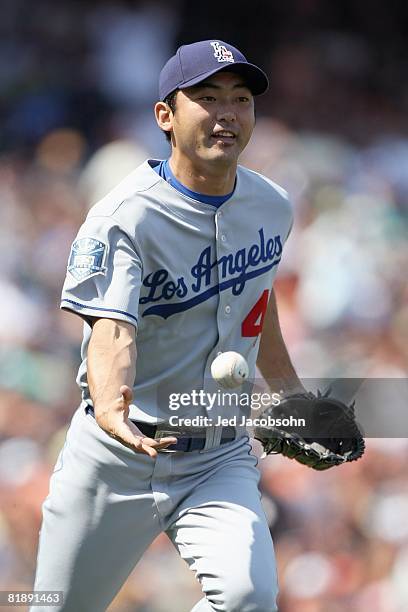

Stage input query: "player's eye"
[
  {"left": 237, "top": 96, "right": 250, "bottom": 103},
  {"left": 200, "top": 96, "right": 216, "bottom": 102}
]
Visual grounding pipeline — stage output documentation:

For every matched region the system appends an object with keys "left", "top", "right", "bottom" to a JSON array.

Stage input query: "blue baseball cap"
[{"left": 159, "top": 40, "right": 269, "bottom": 101}]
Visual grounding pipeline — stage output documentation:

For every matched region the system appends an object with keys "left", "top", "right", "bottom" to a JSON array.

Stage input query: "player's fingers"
[
  {"left": 114, "top": 421, "right": 177, "bottom": 456},
  {"left": 142, "top": 436, "right": 178, "bottom": 449},
  {"left": 127, "top": 420, "right": 177, "bottom": 449},
  {"left": 136, "top": 437, "right": 177, "bottom": 457},
  {"left": 116, "top": 433, "right": 159, "bottom": 457},
  {"left": 103, "top": 419, "right": 148, "bottom": 454},
  {"left": 139, "top": 442, "right": 158, "bottom": 458}
]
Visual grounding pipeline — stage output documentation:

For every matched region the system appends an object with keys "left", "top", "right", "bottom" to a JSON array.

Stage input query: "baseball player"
[{"left": 32, "top": 40, "right": 303, "bottom": 612}]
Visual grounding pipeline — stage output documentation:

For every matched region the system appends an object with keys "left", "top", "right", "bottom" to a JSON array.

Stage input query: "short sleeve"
[{"left": 60, "top": 215, "right": 142, "bottom": 328}]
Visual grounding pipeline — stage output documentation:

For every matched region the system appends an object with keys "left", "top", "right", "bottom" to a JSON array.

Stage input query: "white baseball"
[{"left": 210, "top": 351, "right": 249, "bottom": 389}]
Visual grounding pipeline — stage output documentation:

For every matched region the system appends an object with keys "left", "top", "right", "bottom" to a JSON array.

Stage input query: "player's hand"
[{"left": 94, "top": 385, "right": 177, "bottom": 458}]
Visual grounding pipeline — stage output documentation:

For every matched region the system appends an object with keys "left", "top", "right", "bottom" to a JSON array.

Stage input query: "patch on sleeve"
[{"left": 67, "top": 237, "right": 107, "bottom": 282}]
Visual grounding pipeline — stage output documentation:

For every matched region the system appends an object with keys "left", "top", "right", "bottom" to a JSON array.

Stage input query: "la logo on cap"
[{"left": 210, "top": 41, "right": 234, "bottom": 63}]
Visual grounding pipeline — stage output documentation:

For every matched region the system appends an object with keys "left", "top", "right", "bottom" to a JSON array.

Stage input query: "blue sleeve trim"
[{"left": 61, "top": 299, "right": 138, "bottom": 323}]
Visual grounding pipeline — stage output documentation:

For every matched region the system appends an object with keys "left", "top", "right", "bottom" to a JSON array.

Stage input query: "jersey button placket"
[
  {"left": 211, "top": 208, "right": 228, "bottom": 357},
  {"left": 215, "top": 210, "right": 232, "bottom": 341},
  {"left": 202, "top": 207, "right": 230, "bottom": 449}
]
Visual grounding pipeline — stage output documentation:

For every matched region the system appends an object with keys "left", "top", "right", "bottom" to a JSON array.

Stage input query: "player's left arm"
[{"left": 256, "top": 288, "right": 305, "bottom": 395}]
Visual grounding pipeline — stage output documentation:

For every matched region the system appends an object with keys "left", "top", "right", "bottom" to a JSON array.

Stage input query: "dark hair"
[{"left": 163, "top": 90, "right": 178, "bottom": 143}]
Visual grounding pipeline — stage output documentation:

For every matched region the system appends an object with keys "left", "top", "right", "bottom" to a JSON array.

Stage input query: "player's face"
[{"left": 171, "top": 72, "right": 255, "bottom": 167}]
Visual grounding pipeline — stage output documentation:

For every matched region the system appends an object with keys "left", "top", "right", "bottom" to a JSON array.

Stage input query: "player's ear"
[{"left": 154, "top": 101, "right": 173, "bottom": 137}]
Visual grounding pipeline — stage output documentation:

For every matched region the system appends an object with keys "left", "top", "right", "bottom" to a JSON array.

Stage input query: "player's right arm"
[
  {"left": 87, "top": 318, "right": 177, "bottom": 457},
  {"left": 61, "top": 215, "right": 176, "bottom": 456}
]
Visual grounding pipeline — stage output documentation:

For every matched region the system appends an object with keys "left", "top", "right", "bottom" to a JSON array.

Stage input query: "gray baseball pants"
[{"left": 31, "top": 404, "right": 278, "bottom": 611}]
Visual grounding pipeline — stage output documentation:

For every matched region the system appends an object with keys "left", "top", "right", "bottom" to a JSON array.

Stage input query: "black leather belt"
[{"left": 85, "top": 405, "right": 236, "bottom": 452}]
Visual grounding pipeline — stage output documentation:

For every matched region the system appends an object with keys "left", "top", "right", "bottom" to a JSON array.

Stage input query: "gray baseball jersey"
[{"left": 61, "top": 159, "right": 293, "bottom": 448}]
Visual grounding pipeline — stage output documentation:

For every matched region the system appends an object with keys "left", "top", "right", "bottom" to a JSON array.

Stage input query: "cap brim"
[{"left": 177, "top": 62, "right": 269, "bottom": 96}]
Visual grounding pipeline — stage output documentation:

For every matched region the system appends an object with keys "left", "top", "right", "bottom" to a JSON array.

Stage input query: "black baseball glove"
[{"left": 254, "top": 389, "right": 365, "bottom": 470}]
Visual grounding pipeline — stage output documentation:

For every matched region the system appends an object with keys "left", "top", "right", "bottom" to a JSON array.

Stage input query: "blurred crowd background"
[{"left": 0, "top": 0, "right": 407, "bottom": 610}]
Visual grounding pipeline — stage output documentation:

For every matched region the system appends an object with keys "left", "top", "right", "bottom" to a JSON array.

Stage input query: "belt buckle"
[
  {"left": 155, "top": 429, "right": 181, "bottom": 453},
  {"left": 155, "top": 429, "right": 181, "bottom": 440}
]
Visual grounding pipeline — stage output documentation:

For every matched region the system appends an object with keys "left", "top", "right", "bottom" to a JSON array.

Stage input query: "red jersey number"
[{"left": 241, "top": 289, "right": 269, "bottom": 337}]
